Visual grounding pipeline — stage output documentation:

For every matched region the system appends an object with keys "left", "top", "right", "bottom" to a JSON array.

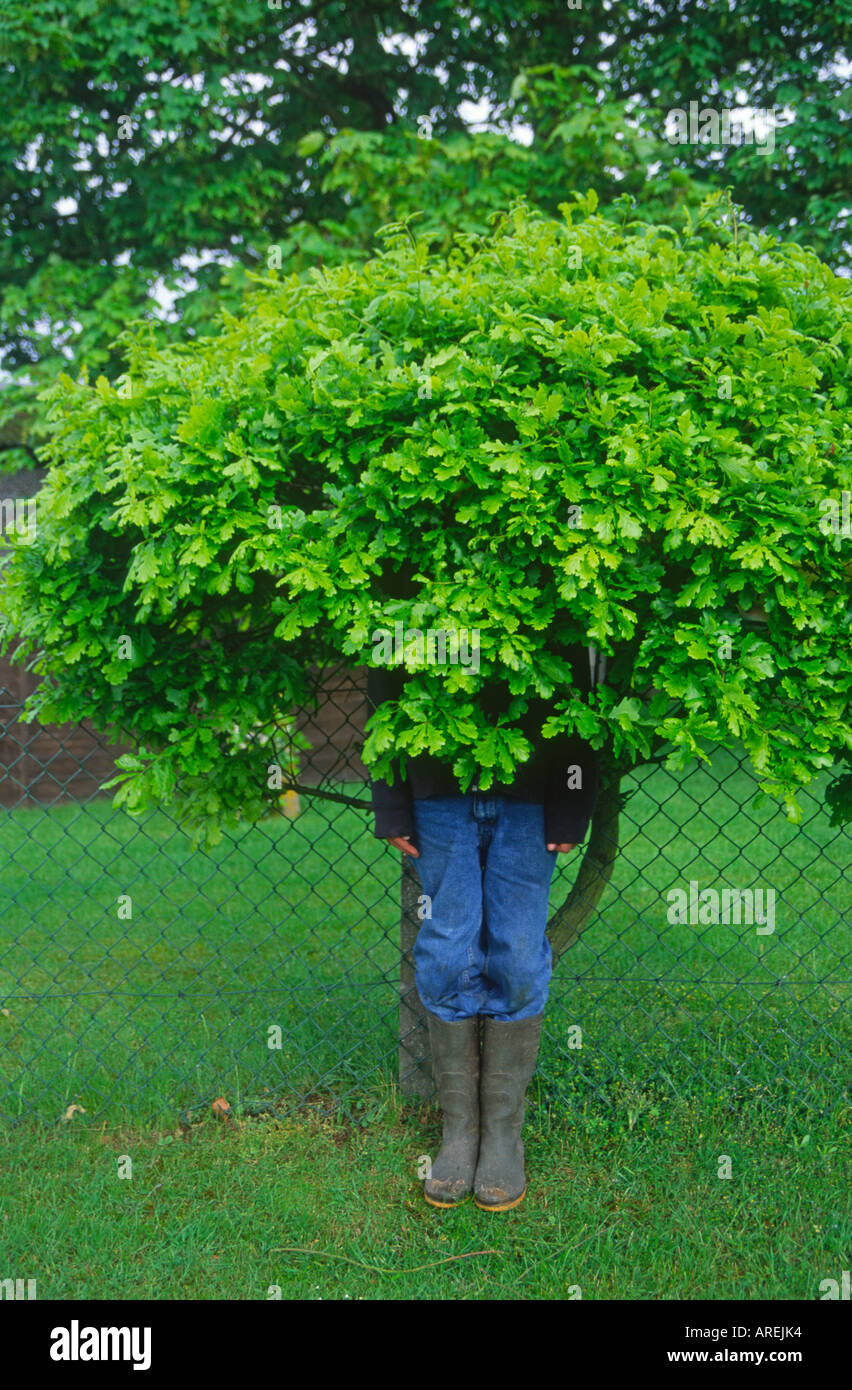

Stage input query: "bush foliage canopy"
[{"left": 2, "top": 192, "right": 851, "bottom": 841}]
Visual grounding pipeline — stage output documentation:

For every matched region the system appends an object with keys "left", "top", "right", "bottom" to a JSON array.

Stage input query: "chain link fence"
[{"left": 0, "top": 666, "right": 849, "bottom": 1129}]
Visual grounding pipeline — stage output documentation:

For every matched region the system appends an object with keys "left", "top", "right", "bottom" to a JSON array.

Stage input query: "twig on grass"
[{"left": 269, "top": 1246, "right": 503, "bottom": 1275}]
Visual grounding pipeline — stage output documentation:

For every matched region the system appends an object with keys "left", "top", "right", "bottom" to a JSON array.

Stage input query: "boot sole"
[
  {"left": 424, "top": 1191, "right": 470, "bottom": 1209},
  {"left": 474, "top": 1187, "right": 526, "bottom": 1212}
]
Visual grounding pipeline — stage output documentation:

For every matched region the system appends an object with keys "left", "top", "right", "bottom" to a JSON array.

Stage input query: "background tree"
[
  {"left": 2, "top": 195, "right": 850, "bottom": 959},
  {"left": 2, "top": 0, "right": 849, "bottom": 464}
]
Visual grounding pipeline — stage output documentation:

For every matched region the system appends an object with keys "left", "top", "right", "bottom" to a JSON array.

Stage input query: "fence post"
[{"left": 399, "top": 855, "right": 433, "bottom": 1098}]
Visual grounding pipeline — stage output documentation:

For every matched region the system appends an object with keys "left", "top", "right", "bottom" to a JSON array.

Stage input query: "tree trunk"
[
  {"left": 547, "top": 772, "right": 625, "bottom": 961},
  {"left": 398, "top": 852, "right": 434, "bottom": 1098}
]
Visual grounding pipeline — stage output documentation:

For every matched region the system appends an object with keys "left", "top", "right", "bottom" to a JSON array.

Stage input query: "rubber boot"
[
  {"left": 474, "top": 1013, "right": 543, "bottom": 1212},
  {"left": 423, "top": 1013, "right": 480, "bottom": 1208}
]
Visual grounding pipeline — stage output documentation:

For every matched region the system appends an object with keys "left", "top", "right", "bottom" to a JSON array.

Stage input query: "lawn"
[
  {"left": 0, "top": 1083, "right": 848, "bottom": 1301},
  {"left": 1, "top": 749, "right": 848, "bottom": 1300}
]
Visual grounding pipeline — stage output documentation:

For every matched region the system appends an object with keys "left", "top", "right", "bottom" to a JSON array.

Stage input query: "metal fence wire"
[{"left": 0, "top": 666, "right": 849, "bottom": 1129}]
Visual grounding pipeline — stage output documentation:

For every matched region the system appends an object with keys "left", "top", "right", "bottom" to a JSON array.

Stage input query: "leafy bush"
[{"left": 1, "top": 191, "right": 850, "bottom": 841}]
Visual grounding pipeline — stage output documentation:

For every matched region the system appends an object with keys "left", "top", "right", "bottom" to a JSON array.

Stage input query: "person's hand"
[
  {"left": 547, "top": 843, "right": 577, "bottom": 853},
  {"left": 386, "top": 836, "right": 419, "bottom": 858}
]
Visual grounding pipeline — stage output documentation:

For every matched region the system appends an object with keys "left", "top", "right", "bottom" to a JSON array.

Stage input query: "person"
[{"left": 366, "top": 648, "right": 598, "bottom": 1211}]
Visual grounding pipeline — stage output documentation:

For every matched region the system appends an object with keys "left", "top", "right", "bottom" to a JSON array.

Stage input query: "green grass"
[
  {"left": 0, "top": 750, "right": 849, "bottom": 1125},
  {"left": 0, "top": 1083, "right": 848, "bottom": 1300}
]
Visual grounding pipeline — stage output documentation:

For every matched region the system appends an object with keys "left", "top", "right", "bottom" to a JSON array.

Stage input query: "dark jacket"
[{"left": 366, "top": 654, "right": 599, "bottom": 844}]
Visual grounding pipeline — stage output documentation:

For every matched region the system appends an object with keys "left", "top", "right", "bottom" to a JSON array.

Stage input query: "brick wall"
[
  {"left": 292, "top": 666, "right": 368, "bottom": 785},
  {"left": 0, "top": 655, "right": 369, "bottom": 807},
  {"left": 0, "top": 657, "right": 131, "bottom": 809}
]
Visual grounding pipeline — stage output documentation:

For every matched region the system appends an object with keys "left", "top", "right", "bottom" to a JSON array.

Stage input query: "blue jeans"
[{"left": 411, "top": 794, "right": 557, "bottom": 1022}]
